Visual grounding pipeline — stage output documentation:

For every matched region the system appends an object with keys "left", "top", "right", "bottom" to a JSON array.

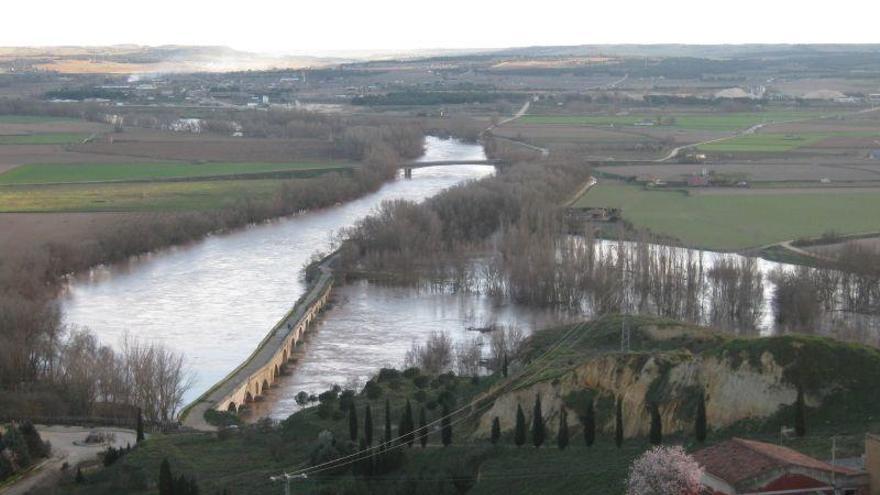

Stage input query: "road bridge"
[{"left": 400, "top": 159, "right": 503, "bottom": 178}]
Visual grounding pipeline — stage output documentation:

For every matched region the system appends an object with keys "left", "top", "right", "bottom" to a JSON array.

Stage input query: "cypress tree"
[
  {"left": 384, "top": 399, "right": 392, "bottom": 444},
  {"left": 364, "top": 404, "right": 374, "bottom": 446},
  {"left": 441, "top": 404, "right": 452, "bottom": 446},
  {"left": 649, "top": 402, "right": 663, "bottom": 445},
  {"left": 695, "top": 391, "right": 707, "bottom": 443},
  {"left": 400, "top": 400, "right": 414, "bottom": 447},
  {"left": 615, "top": 397, "right": 624, "bottom": 448},
  {"left": 502, "top": 353, "right": 509, "bottom": 378},
  {"left": 349, "top": 404, "right": 359, "bottom": 443},
  {"left": 583, "top": 397, "right": 595, "bottom": 447},
  {"left": 158, "top": 458, "right": 174, "bottom": 495},
  {"left": 419, "top": 406, "right": 428, "bottom": 448},
  {"left": 514, "top": 404, "right": 526, "bottom": 447},
  {"left": 795, "top": 386, "right": 806, "bottom": 437},
  {"left": 532, "top": 395, "right": 545, "bottom": 448},
  {"left": 490, "top": 417, "right": 501, "bottom": 445},
  {"left": 557, "top": 407, "right": 569, "bottom": 450},
  {"left": 136, "top": 408, "right": 145, "bottom": 443},
  {"left": 175, "top": 474, "right": 189, "bottom": 495}
]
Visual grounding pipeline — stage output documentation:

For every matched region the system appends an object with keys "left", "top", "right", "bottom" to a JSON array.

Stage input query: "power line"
[
  {"left": 269, "top": 473, "right": 307, "bottom": 495},
  {"left": 274, "top": 321, "right": 594, "bottom": 478}
]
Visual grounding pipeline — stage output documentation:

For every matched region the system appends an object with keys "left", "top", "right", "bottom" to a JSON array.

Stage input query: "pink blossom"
[{"left": 626, "top": 445, "right": 703, "bottom": 495}]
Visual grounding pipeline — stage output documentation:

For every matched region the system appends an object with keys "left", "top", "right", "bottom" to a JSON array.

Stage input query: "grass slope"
[
  {"left": 56, "top": 315, "right": 880, "bottom": 495},
  {"left": 576, "top": 183, "right": 880, "bottom": 249}
]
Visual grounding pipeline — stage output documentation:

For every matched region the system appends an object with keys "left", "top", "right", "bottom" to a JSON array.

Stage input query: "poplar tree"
[
  {"left": 649, "top": 402, "right": 663, "bottom": 445},
  {"left": 695, "top": 391, "right": 707, "bottom": 443},
  {"left": 583, "top": 397, "right": 595, "bottom": 447},
  {"left": 136, "top": 407, "right": 145, "bottom": 443},
  {"left": 795, "top": 386, "right": 806, "bottom": 437},
  {"left": 349, "top": 404, "right": 359, "bottom": 442},
  {"left": 419, "top": 406, "right": 428, "bottom": 448},
  {"left": 364, "top": 404, "right": 374, "bottom": 446},
  {"left": 514, "top": 404, "right": 526, "bottom": 447},
  {"left": 490, "top": 417, "right": 501, "bottom": 445},
  {"left": 158, "top": 458, "right": 174, "bottom": 495},
  {"left": 615, "top": 398, "right": 624, "bottom": 448},
  {"left": 441, "top": 404, "right": 452, "bottom": 446},
  {"left": 532, "top": 395, "right": 545, "bottom": 448},
  {"left": 400, "top": 400, "right": 414, "bottom": 447},
  {"left": 557, "top": 407, "right": 569, "bottom": 450},
  {"left": 384, "top": 398, "right": 392, "bottom": 444}
]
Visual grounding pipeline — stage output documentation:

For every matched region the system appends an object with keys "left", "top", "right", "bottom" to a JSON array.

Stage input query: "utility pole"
[{"left": 270, "top": 473, "right": 307, "bottom": 495}]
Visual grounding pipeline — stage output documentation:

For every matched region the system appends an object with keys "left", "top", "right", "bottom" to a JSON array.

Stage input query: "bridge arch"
[
  {"left": 245, "top": 391, "right": 254, "bottom": 403},
  {"left": 227, "top": 402, "right": 237, "bottom": 413},
  {"left": 274, "top": 364, "right": 279, "bottom": 378},
  {"left": 262, "top": 379, "right": 270, "bottom": 394}
]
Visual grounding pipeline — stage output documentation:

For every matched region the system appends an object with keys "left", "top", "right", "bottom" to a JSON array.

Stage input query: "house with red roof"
[{"left": 693, "top": 438, "right": 869, "bottom": 495}]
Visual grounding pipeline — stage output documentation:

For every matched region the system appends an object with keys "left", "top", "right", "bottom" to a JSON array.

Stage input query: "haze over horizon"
[{"left": 5, "top": 0, "right": 880, "bottom": 54}]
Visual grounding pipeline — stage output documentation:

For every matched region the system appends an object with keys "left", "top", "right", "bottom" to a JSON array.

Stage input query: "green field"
[
  {"left": 0, "top": 161, "right": 352, "bottom": 185},
  {"left": 699, "top": 131, "right": 877, "bottom": 152},
  {"left": 0, "top": 180, "right": 288, "bottom": 212},
  {"left": 520, "top": 111, "right": 827, "bottom": 132},
  {"left": 0, "top": 133, "right": 93, "bottom": 145},
  {"left": 0, "top": 115, "right": 77, "bottom": 124},
  {"left": 575, "top": 183, "right": 880, "bottom": 249}
]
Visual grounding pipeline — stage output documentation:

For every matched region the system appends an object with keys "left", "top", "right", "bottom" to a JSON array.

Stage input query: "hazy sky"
[{"left": 5, "top": 0, "right": 879, "bottom": 53}]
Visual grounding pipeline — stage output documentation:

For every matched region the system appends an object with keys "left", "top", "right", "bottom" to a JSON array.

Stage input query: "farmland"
[
  {"left": 698, "top": 131, "right": 878, "bottom": 153},
  {"left": 0, "top": 132, "right": 93, "bottom": 145},
  {"left": 0, "top": 179, "right": 292, "bottom": 212},
  {"left": 519, "top": 110, "right": 827, "bottom": 131},
  {"left": 0, "top": 160, "right": 352, "bottom": 184},
  {"left": 576, "top": 182, "right": 880, "bottom": 249},
  {"left": 0, "top": 115, "right": 77, "bottom": 124}
]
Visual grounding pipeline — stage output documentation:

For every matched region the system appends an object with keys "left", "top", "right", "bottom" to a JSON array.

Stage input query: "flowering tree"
[{"left": 626, "top": 446, "right": 703, "bottom": 495}]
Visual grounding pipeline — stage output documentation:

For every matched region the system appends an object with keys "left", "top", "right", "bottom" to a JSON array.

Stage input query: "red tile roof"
[{"left": 693, "top": 438, "right": 858, "bottom": 485}]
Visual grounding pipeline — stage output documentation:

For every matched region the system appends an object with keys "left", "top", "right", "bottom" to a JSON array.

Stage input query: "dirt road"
[{"left": 1, "top": 426, "right": 136, "bottom": 495}]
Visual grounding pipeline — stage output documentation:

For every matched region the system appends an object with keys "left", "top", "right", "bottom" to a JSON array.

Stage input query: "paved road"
[{"left": 1, "top": 426, "right": 136, "bottom": 495}]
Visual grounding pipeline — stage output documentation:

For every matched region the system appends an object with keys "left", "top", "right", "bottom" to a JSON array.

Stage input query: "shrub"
[
  {"left": 402, "top": 367, "right": 421, "bottom": 379},
  {"left": 364, "top": 380, "right": 383, "bottom": 400},
  {"left": 377, "top": 368, "right": 401, "bottom": 383}
]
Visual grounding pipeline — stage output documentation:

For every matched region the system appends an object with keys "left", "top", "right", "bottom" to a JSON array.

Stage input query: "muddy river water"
[{"left": 60, "top": 137, "right": 879, "bottom": 420}]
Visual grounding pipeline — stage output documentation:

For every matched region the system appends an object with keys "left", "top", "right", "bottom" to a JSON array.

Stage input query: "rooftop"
[{"left": 693, "top": 438, "right": 858, "bottom": 486}]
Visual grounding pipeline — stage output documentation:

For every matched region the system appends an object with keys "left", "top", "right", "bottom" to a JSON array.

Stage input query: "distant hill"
[{"left": 0, "top": 44, "right": 350, "bottom": 74}]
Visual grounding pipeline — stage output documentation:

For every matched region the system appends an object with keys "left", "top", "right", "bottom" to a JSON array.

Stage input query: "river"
[
  {"left": 60, "top": 137, "right": 494, "bottom": 404},
  {"left": 60, "top": 136, "right": 879, "bottom": 421}
]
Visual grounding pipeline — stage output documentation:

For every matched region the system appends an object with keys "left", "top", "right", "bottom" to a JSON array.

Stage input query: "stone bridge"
[{"left": 181, "top": 257, "right": 335, "bottom": 429}]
